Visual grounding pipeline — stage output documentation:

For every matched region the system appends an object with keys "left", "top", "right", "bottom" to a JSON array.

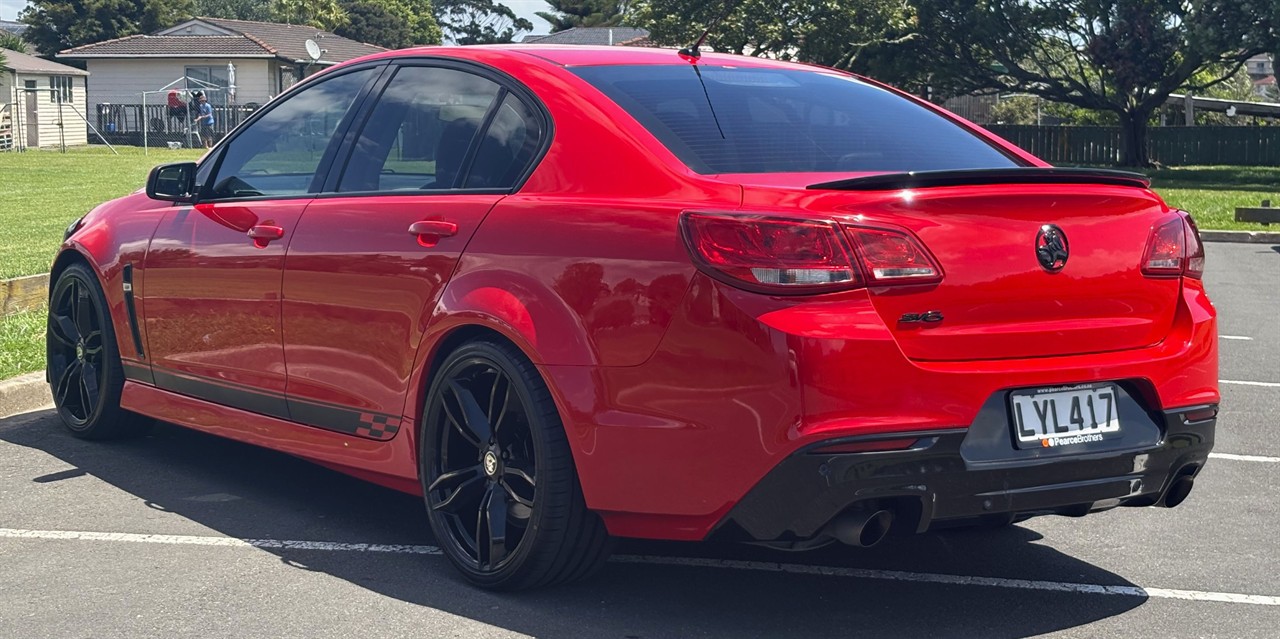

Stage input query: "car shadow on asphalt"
[{"left": 1, "top": 412, "right": 1146, "bottom": 638}]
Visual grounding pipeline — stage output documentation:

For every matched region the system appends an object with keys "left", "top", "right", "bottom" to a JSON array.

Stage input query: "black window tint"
[
  {"left": 464, "top": 94, "right": 542, "bottom": 189},
  {"left": 572, "top": 65, "right": 1019, "bottom": 174},
  {"left": 338, "top": 66, "right": 502, "bottom": 192},
  {"left": 208, "top": 68, "right": 376, "bottom": 199}
]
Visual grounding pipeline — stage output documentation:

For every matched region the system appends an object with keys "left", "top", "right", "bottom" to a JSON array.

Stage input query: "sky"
[{"left": 0, "top": 1, "right": 554, "bottom": 35}]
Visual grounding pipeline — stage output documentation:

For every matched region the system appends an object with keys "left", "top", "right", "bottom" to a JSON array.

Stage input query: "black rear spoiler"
[{"left": 807, "top": 168, "right": 1151, "bottom": 191}]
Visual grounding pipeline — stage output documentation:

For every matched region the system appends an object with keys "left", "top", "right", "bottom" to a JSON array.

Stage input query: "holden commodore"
[{"left": 48, "top": 45, "right": 1218, "bottom": 590}]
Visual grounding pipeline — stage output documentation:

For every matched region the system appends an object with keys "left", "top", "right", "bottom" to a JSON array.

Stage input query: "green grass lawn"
[
  {"left": 1140, "top": 166, "right": 1280, "bottom": 231},
  {"left": 0, "top": 305, "right": 46, "bottom": 380},
  {"left": 0, "top": 146, "right": 205, "bottom": 279}
]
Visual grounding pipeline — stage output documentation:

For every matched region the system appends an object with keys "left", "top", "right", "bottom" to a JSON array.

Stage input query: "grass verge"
[
  {"left": 1141, "top": 166, "right": 1280, "bottom": 231},
  {"left": 0, "top": 305, "right": 46, "bottom": 380},
  {"left": 0, "top": 146, "right": 205, "bottom": 279}
]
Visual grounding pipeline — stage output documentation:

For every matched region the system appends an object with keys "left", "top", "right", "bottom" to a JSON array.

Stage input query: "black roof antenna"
[{"left": 678, "top": 0, "right": 739, "bottom": 59}]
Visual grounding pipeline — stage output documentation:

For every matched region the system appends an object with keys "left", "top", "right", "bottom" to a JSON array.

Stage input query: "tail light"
[
  {"left": 680, "top": 211, "right": 943, "bottom": 294},
  {"left": 1141, "top": 212, "right": 1204, "bottom": 279},
  {"left": 845, "top": 227, "right": 944, "bottom": 285},
  {"left": 680, "top": 212, "right": 859, "bottom": 293}
]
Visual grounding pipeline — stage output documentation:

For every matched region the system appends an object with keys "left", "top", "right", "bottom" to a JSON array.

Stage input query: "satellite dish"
[{"left": 305, "top": 39, "right": 323, "bottom": 62}]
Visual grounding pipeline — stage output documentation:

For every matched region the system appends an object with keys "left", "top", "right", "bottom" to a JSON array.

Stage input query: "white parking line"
[
  {"left": 1, "top": 528, "right": 1276, "bottom": 607},
  {"left": 1210, "top": 452, "right": 1280, "bottom": 463},
  {"left": 1221, "top": 380, "right": 1280, "bottom": 388},
  {"left": 1219, "top": 336, "right": 1254, "bottom": 341}
]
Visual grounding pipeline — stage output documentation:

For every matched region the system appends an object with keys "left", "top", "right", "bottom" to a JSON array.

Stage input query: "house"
[
  {"left": 1245, "top": 54, "right": 1274, "bottom": 80},
  {"left": 57, "top": 17, "right": 383, "bottom": 145},
  {"left": 522, "top": 27, "right": 650, "bottom": 46},
  {"left": 0, "top": 20, "right": 26, "bottom": 36},
  {"left": 1, "top": 48, "right": 89, "bottom": 150}
]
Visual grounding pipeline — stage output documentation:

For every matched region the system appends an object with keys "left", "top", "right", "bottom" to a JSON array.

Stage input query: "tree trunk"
[{"left": 1118, "top": 110, "right": 1152, "bottom": 167}]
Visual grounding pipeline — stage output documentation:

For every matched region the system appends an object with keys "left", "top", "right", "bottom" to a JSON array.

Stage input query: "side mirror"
[{"left": 146, "top": 162, "right": 197, "bottom": 202}]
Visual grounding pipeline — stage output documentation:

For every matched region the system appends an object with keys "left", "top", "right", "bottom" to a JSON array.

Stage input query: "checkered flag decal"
[{"left": 355, "top": 414, "right": 402, "bottom": 441}]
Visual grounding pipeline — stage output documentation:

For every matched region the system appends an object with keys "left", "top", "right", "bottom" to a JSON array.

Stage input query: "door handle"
[
  {"left": 247, "top": 224, "right": 284, "bottom": 249},
  {"left": 408, "top": 220, "right": 458, "bottom": 248}
]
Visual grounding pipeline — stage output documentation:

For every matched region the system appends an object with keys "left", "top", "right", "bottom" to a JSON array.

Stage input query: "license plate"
[{"left": 1009, "top": 383, "right": 1121, "bottom": 449}]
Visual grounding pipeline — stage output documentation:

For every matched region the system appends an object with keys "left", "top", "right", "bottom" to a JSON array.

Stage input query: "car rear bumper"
[{"left": 717, "top": 405, "right": 1216, "bottom": 542}]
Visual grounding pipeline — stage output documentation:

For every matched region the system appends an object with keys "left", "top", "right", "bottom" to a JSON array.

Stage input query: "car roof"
[{"left": 358, "top": 44, "right": 823, "bottom": 71}]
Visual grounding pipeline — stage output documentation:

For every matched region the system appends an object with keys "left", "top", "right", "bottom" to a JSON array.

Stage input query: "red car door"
[
  {"left": 140, "top": 67, "right": 382, "bottom": 417},
  {"left": 281, "top": 65, "right": 546, "bottom": 438}
]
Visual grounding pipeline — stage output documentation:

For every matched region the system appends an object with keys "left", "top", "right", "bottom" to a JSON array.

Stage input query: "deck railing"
[{"left": 92, "top": 103, "right": 260, "bottom": 148}]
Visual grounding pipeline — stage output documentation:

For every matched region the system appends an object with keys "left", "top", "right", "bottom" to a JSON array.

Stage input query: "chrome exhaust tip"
[{"left": 1160, "top": 475, "right": 1195, "bottom": 508}]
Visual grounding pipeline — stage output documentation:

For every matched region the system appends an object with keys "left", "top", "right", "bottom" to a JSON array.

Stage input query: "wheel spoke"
[
  {"left": 427, "top": 465, "right": 482, "bottom": 493},
  {"left": 73, "top": 284, "right": 94, "bottom": 337},
  {"left": 55, "top": 360, "right": 82, "bottom": 408},
  {"left": 448, "top": 380, "right": 492, "bottom": 444},
  {"left": 49, "top": 311, "right": 79, "bottom": 347},
  {"left": 488, "top": 371, "right": 511, "bottom": 436},
  {"left": 476, "top": 485, "right": 507, "bottom": 569},
  {"left": 441, "top": 388, "right": 481, "bottom": 449},
  {"left": 431, "top": 473, "right": 484, "bottom": 514},
  {"left": 503, "top": 466, "right": 535, "bottom": 492},
  {"left": 500, "top": 478, "right": 534, "bottom": 508},
  {"left": 82, "top": 330, "right": 103, "bottom": 357},
  {"left": 81, "top": 361, "right": 100, "bottom": 410}
]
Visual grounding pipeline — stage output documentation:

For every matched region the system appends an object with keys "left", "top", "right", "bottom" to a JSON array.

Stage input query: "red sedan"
[{"left": 48, "top": 45, "right": 1218, "bottom": 589}]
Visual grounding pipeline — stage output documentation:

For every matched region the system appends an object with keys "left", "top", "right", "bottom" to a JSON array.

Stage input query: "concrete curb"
[
  {"left": 0, "top": 372, "right": 51, "bottom": 420},
  {"left": 1, "top": 274, "right": 49, "bottom": 315},
  {"left": 1199, "top": 230, "right": 1280, "bottom": 244}
]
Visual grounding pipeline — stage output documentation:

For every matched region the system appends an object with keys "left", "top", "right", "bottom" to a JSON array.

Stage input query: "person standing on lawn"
[{"left": 191, "top": 92, "right": 215, "bottom": 149}]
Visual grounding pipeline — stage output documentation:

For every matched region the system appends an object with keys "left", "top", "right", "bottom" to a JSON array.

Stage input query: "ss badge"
[{"left": 899, "top": 310, "right": 943, "bottom": 324}]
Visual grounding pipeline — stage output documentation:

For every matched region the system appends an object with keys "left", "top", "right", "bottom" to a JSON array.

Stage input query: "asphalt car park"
[{"left": 0, "top": 241, "right": 1275, "bottom": 638}]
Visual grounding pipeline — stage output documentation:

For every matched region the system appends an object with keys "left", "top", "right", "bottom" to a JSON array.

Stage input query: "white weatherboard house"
[
  {"left": 1, "top": 49, "right": 89, "bottom": 150},
  {"left": 57, "top": 17, "right": 383, "bottom": 145}
]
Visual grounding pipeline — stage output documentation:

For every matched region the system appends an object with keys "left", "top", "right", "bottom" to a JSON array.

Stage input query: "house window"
[
  {"left": 49, "top": 76, "right": 73, "bottom": 103},
  {"left": 185, "top": 65, "right": 231, "bottom": 101}
]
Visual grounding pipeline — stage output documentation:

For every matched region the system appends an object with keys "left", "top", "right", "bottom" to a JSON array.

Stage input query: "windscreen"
[{"left": 572, "top": 65, "right": 1021, "bottom": 174}]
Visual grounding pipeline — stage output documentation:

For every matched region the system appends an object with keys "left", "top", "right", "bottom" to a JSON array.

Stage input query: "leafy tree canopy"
[
  {"left": 270, "top": 0, "right": 350, "bottom": 31},
  {"left": 0, "top": 30, "right": 26, "bottom": 52},
  {"left": 435, "top": 0, "right": 531, "bottom": 44},
  {"left": 193, "top": 0, "right": 273, "bottom": 21},
  {"left": 913, "top": 0, "right": 1280, "bottom": 165},
  {"left": 631, "top": 0, "right": 919, "bottom": 81},
  {"left": 20, "top": 0, "right": 194, "bottom": 56},
  {"left": 536, "top": 0, "right": 628, "bottom": 32},
  {"left": 337, "top": 0, "right": 442, "bottom": 48}
]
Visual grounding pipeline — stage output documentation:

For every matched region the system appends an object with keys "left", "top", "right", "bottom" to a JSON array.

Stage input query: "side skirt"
[{"left": 119, "top": 381, "right": 422, "bottom": 495}]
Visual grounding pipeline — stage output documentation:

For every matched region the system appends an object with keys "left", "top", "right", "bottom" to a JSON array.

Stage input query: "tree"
[
  {"left": 270, "top": 0, "right": 350, "bottom": 31},
  {"left": 338, "top": 1, "right": 415, "bottom": 47},
  {"left": 536, "top": 0, "right": 628, "bottom": 32},
  {"left": 434, "top": 0, "right": 531, "bottom": 44},
  {"left": 336, "top": 0, "right": 442, "bottom": 48},
  {"left": 0, "top": 31, "right": 26, "bottom": 52},
  {"left": 194, "top": 0, "right": 273, "bottom": 21},
  {"left": 913, "top": 0, "right": 1280, "bottom": 166},
  {"left": 20, "top": 0, "right": 194, "bottom": 56},
  {"left": 631, "top": 0, "right": 920, "bottom": 85}
]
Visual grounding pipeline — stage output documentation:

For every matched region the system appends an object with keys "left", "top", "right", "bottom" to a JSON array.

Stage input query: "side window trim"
[
  {"left": 195, "top": 62, "right": 390, "bottom": 203},
  {"left": 321, "top": 58, "right": 553, "bottom": 197},
  {"left": 456, "top": 87, "right": 509, "bottom": 189}
]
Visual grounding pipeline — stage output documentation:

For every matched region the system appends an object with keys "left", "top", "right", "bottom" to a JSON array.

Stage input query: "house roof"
[
  {"left": 58, "top": 17, "right": 383, "bottom": 64},
  {"left": 1, "top": 48, "right": 89, "bottom": 76},
  {"left": 1254, "top": 75, "right": 1276, "bottom": 86},
  {"left": 198, "top": 17, "right": 385, "bottom": 63},
  {"left": 60, "top": 35, "right": 275, "bottom": 58},
  {"left": 0, "top": 19, "right": 26, "bottom": 35},
  {"left": 522, "top": 27, "right": 650, "bottom": 46}
]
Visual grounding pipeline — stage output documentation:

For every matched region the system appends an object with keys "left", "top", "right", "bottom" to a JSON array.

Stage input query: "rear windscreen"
[{"left": 572, "top": 65, "right": 1020, "bottom": 174}]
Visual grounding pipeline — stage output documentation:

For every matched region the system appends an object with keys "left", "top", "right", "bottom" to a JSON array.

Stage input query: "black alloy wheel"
[
  {"left": 47, "top": 263, "right": 149, "bottom": 439},
  {"left": 421, "top": 340, "right": 612, "bottom": 589}
]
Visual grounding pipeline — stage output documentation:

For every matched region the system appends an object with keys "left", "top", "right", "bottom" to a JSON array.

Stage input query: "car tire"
[
  {"left": 47, "top": 263, "right": 151, "bottom": 440},
  {"left": 420, "top": 339, "right": 613, "bottom": 590}
]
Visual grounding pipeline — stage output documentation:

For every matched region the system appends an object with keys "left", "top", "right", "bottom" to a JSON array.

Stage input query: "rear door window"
[{"left": 572, "top": 65, "right": 1020, "bottom": 174}]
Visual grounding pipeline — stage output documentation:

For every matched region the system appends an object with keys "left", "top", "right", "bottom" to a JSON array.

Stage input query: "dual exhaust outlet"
[{"left": 821, "top": 471, "right": 1195, "bottom": 549}]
